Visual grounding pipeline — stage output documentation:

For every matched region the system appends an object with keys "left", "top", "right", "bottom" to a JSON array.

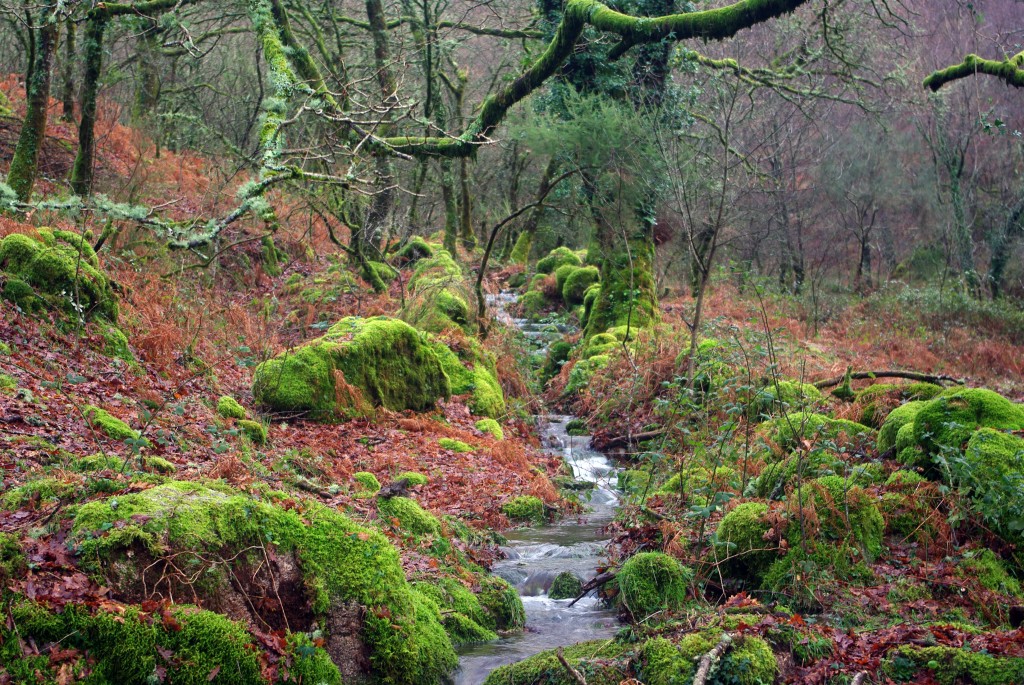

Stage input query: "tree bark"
[
  {"left": 60, "top": 18, "right": 75, "bottom": 122},
  {"left": 6, "top": 5, "right": 58, "bottom": 202},
  {"left": 69, "top": 14, "right": 106, "bottom": 197}
]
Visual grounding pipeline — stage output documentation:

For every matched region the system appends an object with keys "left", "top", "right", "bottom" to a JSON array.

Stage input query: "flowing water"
[{"left": 453, "top": 297, "right": 623, "bottom": 684}]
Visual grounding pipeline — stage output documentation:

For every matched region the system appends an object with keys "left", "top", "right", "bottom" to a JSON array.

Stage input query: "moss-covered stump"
[
  {"left": 252, "top": 316, "right": 450, "bottom": 419},
  {"left": 69, "top": 481, "right": 457, "bottom": 684},
  {"left": 0, "top": 229, "right": 118, "bottom": 321},
  {"left": 616, "top": 552, "right": 691, "bottom": 619},
  {"left": 481, "top": 639, "right": 631, "bottom": 685},
  {"left": 0, "top": 599, "right": 345, "bottom": 684}
]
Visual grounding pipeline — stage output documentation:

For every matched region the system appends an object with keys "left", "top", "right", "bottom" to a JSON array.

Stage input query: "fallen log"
[
  {"left": 812, "top": 370, "right": 962, "bottom": 390},
  {"left": 601, "top": 429, "right": 666, "bottom": 450}
]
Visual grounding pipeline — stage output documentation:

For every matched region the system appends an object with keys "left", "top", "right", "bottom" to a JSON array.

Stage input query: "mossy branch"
[{"left": 924, "top": 51, "right": 1024, "bottom": 91}]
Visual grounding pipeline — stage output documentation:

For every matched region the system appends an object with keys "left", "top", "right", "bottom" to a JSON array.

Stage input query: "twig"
[
  {"left": 556, "top": 647, "right": 588, "bottom": 685},
  {"left": 812, "top": 370, "right": 961, "bottom": 389},
  {"left": 851, "top": 672, "right": 868, "bottom": 685},
  {"left": 567, "top": 571, "right": 616, "bottom": 607},
  {"left": 693, "top": 633, "right": 735, "bottom": 685}
]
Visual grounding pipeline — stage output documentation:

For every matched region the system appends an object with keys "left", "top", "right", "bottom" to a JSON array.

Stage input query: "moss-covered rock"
[
  {"left": 0, "top": 372, "right": 15, "bottom": 394},
  {"left": 396, "top": 471, "right": 429, "bottom": 487},
  {"left": 517, "top": 289, "right": 549, "bottom": 320},
  {"left": 393, "top": 236, "right": 436, "bottom": 265},
  {"left": 553, "top": 263, "right": 580, "bottom": 296},
  {"left": 715, "top": 502, "right": 776, "bottom": 580},
  {"left": 540, "top": 340, "right": 574, "bottom": 383},
  {"left": 657, "top": 466, "right": 739, "bottom": 498},
  {"left": 804, "top": 476, "right": 885, "bottom": 561},
  {"left": 958, "top": 549, "right": 1022, "bottom": 597},
  {"left": 475, "top": 418, "right": 504, "bottom": 440},
  {"left": 0, "top": 230, "right": 118, "bottom": 321},
  {"left": 912, "top": 388, "right": 1024, "bottom": 458},
  {"left": 252, "top": 316, "right": 450, "bottom": 419},
  {"left": 640, "top": 633, "right": 778, "bottom": 685},
  {"left": 616, "top": 551, "right": 691, "bottom": 618},
  {"left": 439, "top": 438, "right": 475, "bottom": 453},
  {"left": 97, "top": 322, "right": 134, "bottom": 363},
  {"left": 502, "top": 495, "right": 545, "bottom": 523},
  {"left": 877, "top": 400, "right": 927, "bottom": 453},
  {"left": 362, "top": 260, "right": 398, "bottom": 293},
  {"left": 562, "top": 265, "right": 600, "bottom": 305},
  {"left": 582, "top": 332, "right": 618, "bottom": 359},
  {"left": 478, "top": 575, "right": 525, "bottom": 631},
  {"left": 216, "top": 395, "right": 246, "bottom": 420},
  {"left": 402, "top": 251, "right": 472, "bottom": 333},
  {"left": 536, "top": 246, "right": 582, "bottom": 275},
  {"left": 68, "top": 481, "right": 457, "bottom": 684},
  {"left": 882, "top": 644, "right": 1024, "bottom": 685},
  {"left": 565, "top": 354, "right": 610, "bottom": 395},
  {"left": 482, "top": 639, "right": 629, "bottom": 685},
  {"left": 83, "top": 405, "right": 142, "bottom": 443},
  {"left": 617, "top": 469, "right": 652, "bottom": 495},
  {"left": 238, "top": 418, "right": 267, "bottom": 445},
  {"left": 353, "top": 471, "right": 381, "bottom": 493},
  {"left": 413, "top": 576, "right": 499, "bottom": 645},
  {"left": 763, "top": 412, "right": 874, "bottom": 453},
  {"left": 548, "top": 571, "right": 583, "bottom": 600},
  {"left": 378, "top": 496, "right": 442, "bottom": 538},
  {"left": 427, "top": 337, "right": 506, "bottom": 418}
]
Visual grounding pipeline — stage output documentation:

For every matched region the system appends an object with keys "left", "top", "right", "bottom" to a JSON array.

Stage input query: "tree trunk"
[
  {"left": 363, "top": 0, "right": 398, "bottom": 255},
  {"left": 988, "top": 200, "right": 1023, "bottom": 299},
  {"left": 70, "top": 15, "right": 106, "bottom": 197},
  {"left": 60, "top": 18, "right": 75, "bottom": 122},
  {"left": 6, "top": 6, "right": 58, "bottom": 202},
  {"left": 510, "top": 156, "right": 557, "bottom": 264},
  {"left": 132, "top": 27, "right": 162, "bottom": 123},
  {"left": 459, "top": 155, "right": 476, "bottom": 250},
  {"left": 441, "top": 159, "right": 459, "bottom": 256}
]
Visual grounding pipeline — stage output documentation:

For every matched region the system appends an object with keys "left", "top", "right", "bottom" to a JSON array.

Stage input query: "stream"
[{"left": 453, "top": 298, "right": 623, "bottom": 683}]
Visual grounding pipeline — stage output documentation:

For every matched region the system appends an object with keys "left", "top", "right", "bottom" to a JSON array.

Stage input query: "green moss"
[
  {"left": 426, "top": 338, "right": 505, "bottom": 418},
  {"left": 565, "top": 354, "right": 610, "bottom": 395},
  {"left": 616, "top": 551, "right": 691, "bottom": 619},
  {"left": 561, "top": 265, "right": 600, "bottom": 305},
  {"left": 565, "top": 418, "right": 588, "bottom": 435},
  {"left": 883, "top": 645, "right": 1024, "bottom": 685},
  {"left": 238, "top": 418, "right": 267, "bottom": 445},
  {"left": 74, "top": 452, "right": 128, "bottom": 472},
  {"left": 2, "top": 600, "right": 268, "bottom": 684},
  {"left": 397, "top": 471, "right": 429, "bottom": 486},
  {"left": 362, "top": 260, "right": 398, "bottom": 293},
  {"left": 475, "top": 418, "right": 504, "bottom": 440},
  {"left": 548, "top": 571, "right": 583, "bottom": 600},
  {"left": 581, "top": 284, "right": 600, "bottom": 327},
  {"left": 658, "top": 466, "right": 738, "bottom": 497},
  {"left": 83, "top": 404, "right": 142, "bottom": 443},
  {"left": 145, "top": 456, "right": 176, "bottom": 474},
  {"left": 354, "top": 471, "right": 381, "bottom": 493},
  {"left": 617, "top": 469, "right": 652, "bottom": 495},
  {"left": 764, "top": 412, "right": 874, "bottom": 452},
  {"left": 0, "top": 372, "right": 15, "bottom": 393},
  {"left": 877, "top": 401, "right": 926, "bottom": 453},
  {"left": 904, "top": 382, "right": 944, "bottom": 400},
  {"left": 912, "top": 388, "right": 1024, "bottom": 457},
  {"left": 641, "top": 633, "right": 777, "bottom": 685},
  {"left": 394, "top": 236, "right": 436, "bottom": 265},
  {"left": 2, "top": 477, "right": 76, "bottom": 510},
  {"left": 439, "top": 438, "right": 475, "bottom": 453},
  {"left": 378, "top": 496, "right": 441, "bottom": 537},
  {"left": 0, "top": 341, "right": 10, "bottom": 355},
  {"left": 502, "top": 495, "right": 545, "bottom": 523},
  {"left": 98, "top": 322, "right": 133, "bottom": 363},
  {"left": 285, "top": 632, "right": 344, "bottom": 684},
  {"left": 0, "top": 231, "right": 118, "bottom": 321},
  {"left": 413, "top": 579, "right": 497, "bottom": 645},
  {"left": 885, "top": 469, "right": 927, "bottom": 487},
  {"left": 762, "top": 543, "right": 875, "bottom": 605},
  {"left": 582, "top": 332, "right": 618, "bottom": 359},
  {"left": 753, "top": 379, "right": 824, "bottom": 419},
  {"left": 553, "top": 263, "right": 581, "bottom": 295},
  {"left": 482, "top": 639, "right": 629, "bottom": 685},
  {"left": 0, "top": 532, "right": 25, "bottom": 585},
  {"left": 69, "top": 481, "right": 457, "bottom": 683},
  {"left": 478, "top": 574, "right": 525, "bottom": 631},
  {"left": 536, "top": 246, "right": 582, "bottom": 275},
  {"left": 715, "top": 502, "right": 775, "bottom": 580},
  {"left": 541, "top": 340, "right": 574, "bottom": 383},
  {"left": 216, "top": 395, "right": 247, "bottom": 420},
  {"left": 253, "top": 316, "right": 451, "bottom": 419},
  {"left": 959, "top": 549, "right": 1022, "bottom": 597},
  {"left": 803, "top": 476, "right": 885, "bottom": 561},
  {"left": 753, "top": 449, "right": 847, "bottom": 499},
  {"left": 518, "top": 289, "right": 549, "bottom": 320}
]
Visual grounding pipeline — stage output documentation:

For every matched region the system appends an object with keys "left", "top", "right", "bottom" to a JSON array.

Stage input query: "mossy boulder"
[
  {"left": 856, "top": 382, "right": 944, "bottom": 428},
  {"left": 882, "top": 644, "right": 1024, "bottom": 685},
  {"left": 617, "top": 469, "right": 652, "bottom": 495},
  {"left": 353, "top": 471, "right": 381, "bottom": 494},
  {"left": 639, "top": 633, "right": 778, "bottom": 685},
  {"left": 69, "top": 481, "right": 457, "bottom": 684},
  {"left": 536, "top": 246, "right": 582, "bottom": 275},
  {"left": 958, "top": 549, "right": 1022, "bottom": 597},
  {"left": 393, "top": 236, "right": 436, "bottom": 266},
  {"left": 475, "top": 418, "right": 504, "bottom": 440},
  {"left": 83, "top": 405, "right": 143, "bottom": 443},
  {"left": 439, "top": 438, "right": 474, "bottom": 453},
  {"left": 764, "top": 412, "right": 874, "bottom": 453},
  {"left": 477, "top": 575, "right": 525, "bottom": 631},
  {"left": 378, "top": 496, "right": 442, "bottom": 537},
  {"left": 482, "top": 639, "right": 629, "bottom": 685},
  {"left": 216, "top": 395, "right": 247, "bottom": 420},
  {"left": 517, "top": 289, "right": 548, "bottom": 320},
  {"left": 238, "top": 418, "right": 267, "bottom": 445},
  {"left": 362, "top": 260, "right": 398, "bottom": 293},
  {"left": 565, "top": 355, "right": 610, "bottom": 395},
  {"left": 912, "top": 388, "right": 1024, "bottom": 459},
  {"left": 582, "top": 332, "right": 618, "bottom": 359},
  {"left": 413, "top": 578, "right": 497, "bottom": 645},
  {"left": 657, "top": 466, "right": 739, "bottom": 498},
  {"left": 502, "top": 495, "right": 545, "bottom": 523},
  {"left": 403, "top": 251, "right": 472, "bottom": 333},
  {"left": 803, "top": 475, "right": 885, "bottom": 561},
  {"left": 548, "top": 571, "right": 583, "bottom": 600},
  {"left": 427, "top": 337, "right": 506, "bottom": 418},
  {"left": 715, "top": 502, "right": 776, "bottom": 580},
  {"left": 252, "top": 316, "right": 450, "bottom": 419},
  {"left": 396, "top": 471, "right": 429, "bottom": 487},
  {"left": 0, "top": 230, "right": 118, "bottom": 321},
  {"left": 540, "top": 340, "right": 574, "bottom": 383},
  {"left": 616, "top": 551, "right": 691, "bottom": 618},
  {"left": 561, "top": 265, "right": 599, "bottom": 305},
  {"left": 877, "top": 400, "right": 927, "bottom": 453}
]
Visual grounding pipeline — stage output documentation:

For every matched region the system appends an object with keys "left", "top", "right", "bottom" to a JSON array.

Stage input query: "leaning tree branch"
[
  {"left": 812, "top": 370, "right": 963, "bottom": 389},
  {"left": 925, "top": 51, "right": 1024, "bottom": 91}
]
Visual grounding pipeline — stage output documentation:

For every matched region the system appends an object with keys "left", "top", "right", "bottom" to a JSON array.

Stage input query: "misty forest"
[{"left": 0, "top": 0, "right": 1023, "bottom": 682}]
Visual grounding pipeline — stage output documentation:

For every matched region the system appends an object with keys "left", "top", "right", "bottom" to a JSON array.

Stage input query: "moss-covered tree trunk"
[
  {"left": 60, "top": 19, "right": 76, "bottom": 122},
  {"left": 510, "top": 157, "right": 558, "bottom": 264},
  {"left": 132, "top": 26, "right": 162, "bottom": 124},
  {"left": 988, "top": 199, "right": 1023, "bottom": 299},
  {"left": 6, "top": 7, "right": 58, "bottom": 202},
  {"left": 69, "top": 15, "right": 106, "bottom": 197}
]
